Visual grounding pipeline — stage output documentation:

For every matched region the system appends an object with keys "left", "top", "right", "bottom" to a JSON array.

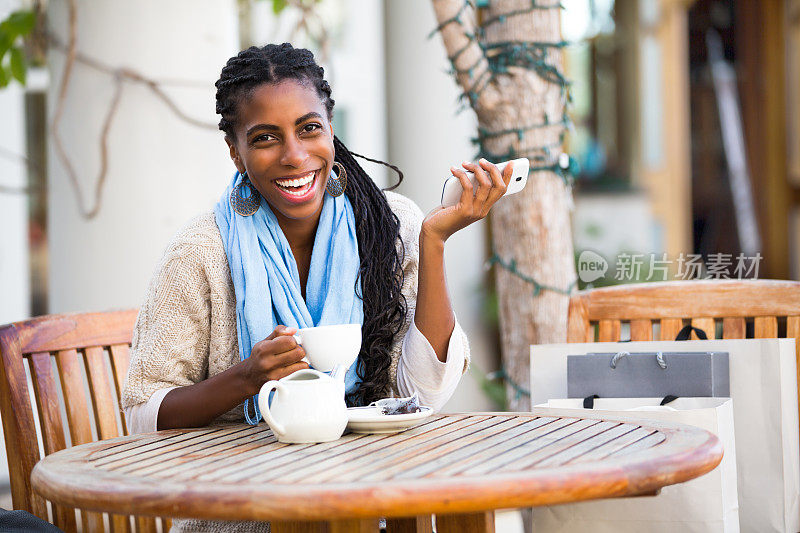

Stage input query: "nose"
[{"left": 280, "top": 136, "right": 308, "bottom": 168}]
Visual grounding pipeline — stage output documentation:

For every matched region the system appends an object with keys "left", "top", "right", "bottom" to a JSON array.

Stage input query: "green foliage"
[
  {"left": 268, "top": 0, "right": 324, "bottom": 15},
  {"left": 0, "top": 9, "right": 36, "bottom": 88},
  {"left": 271, "top": 0, "right": 288, "bottom": 14}
]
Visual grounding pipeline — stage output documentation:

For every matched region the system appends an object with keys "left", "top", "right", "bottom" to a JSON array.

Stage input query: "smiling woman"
[
  {"left": 119, "top": 42, "right": 512, "bottom": 533},
  {"left": 229, "top": 83, "right": 334, "bottom": 223}
]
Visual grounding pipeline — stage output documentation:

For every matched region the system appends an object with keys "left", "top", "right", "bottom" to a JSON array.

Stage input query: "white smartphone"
[{"left": 440, "top": 158, "right": 530, "bottom": 208}]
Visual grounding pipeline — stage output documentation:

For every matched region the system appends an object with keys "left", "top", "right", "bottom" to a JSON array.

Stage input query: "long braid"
[
  {"left": 334, "top": 136, "right": 406, "bottom": 405},
  {"left": 215, "top": 43, "right": 407, "bottom": 405}
]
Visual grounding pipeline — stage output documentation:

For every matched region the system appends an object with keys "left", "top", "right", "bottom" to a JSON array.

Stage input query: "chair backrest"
[
  {"left": 0, "top": 310, "right": 169, "bottom": 533},
  {"left": 567, "top": 280, "right": 800, "bottom": 348}
]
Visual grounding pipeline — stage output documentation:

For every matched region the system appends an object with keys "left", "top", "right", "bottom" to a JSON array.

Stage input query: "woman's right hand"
[{"left": 241, "top": 325, "right": 309, "bottom": 394}]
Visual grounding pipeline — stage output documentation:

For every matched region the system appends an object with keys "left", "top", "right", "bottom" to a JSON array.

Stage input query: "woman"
[{"left": 122, "top": 43, "right": 511, "bottom": 531}]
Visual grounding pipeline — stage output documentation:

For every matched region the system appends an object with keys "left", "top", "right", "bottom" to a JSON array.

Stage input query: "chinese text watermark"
[{"left": 578, "top": 251, "right": 762, "bottom": 284}]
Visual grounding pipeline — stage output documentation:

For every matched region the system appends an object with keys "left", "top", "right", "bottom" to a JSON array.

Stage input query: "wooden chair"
[
  {"left": 0, "top": 310, "right": 171, "bottom": 533},
  {"left": 567, "top": 279, "right": 800, "bottom": 344}
]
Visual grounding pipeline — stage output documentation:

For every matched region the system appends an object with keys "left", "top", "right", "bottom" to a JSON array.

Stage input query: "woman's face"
[{"left": 227, "top": 79, "right": 334, "bottom": 225}]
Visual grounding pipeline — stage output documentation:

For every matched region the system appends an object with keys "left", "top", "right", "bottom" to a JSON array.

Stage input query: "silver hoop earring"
[
  {"left": 326, "top": 162, "right": 347, "bottom": 198},
  {"left": 230, "top": 171, "right": 261, "bottom": 216}
]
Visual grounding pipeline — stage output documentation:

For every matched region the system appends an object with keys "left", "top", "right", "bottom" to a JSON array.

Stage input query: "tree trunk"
[{"left": 431, "top": 0, "right": 575, "bottom": 411}]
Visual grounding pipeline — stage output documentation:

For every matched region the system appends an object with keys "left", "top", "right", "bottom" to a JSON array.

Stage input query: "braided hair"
[{"left": 215, "top": 43, "right": 407, "bottom": 406}]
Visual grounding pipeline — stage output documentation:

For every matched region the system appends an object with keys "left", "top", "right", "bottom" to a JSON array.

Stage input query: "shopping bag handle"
[
  {"left": 660, "top": 395, "right": 679, "bottom": 405},
  {"left": 583, "top": 395, "right": 600, "bottom": 408},
  {"left": 582, "top": 394, "right": 678, "bottom": 409},
  {"left": 610, "top": 351, "right": 667, "bottom": 369},
  {"left": 675, "top": 325, "right": 708, "bottom": 341}
]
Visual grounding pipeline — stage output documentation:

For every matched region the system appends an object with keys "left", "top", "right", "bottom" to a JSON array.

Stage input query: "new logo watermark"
[
  {"left": 578, "top": 251, "right": 762, "bottom": 283},
  {"left": 577, "top": 250, "right": 609, "bottom": 283}
]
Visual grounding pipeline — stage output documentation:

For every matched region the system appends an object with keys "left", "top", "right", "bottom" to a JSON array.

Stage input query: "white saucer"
[{"left": 346, "top": 406, "right": 433, "bottom": 434}]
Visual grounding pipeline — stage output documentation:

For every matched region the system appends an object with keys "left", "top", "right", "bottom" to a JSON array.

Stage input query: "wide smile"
[{"left": 273, "top": 169, "right": 320, "bottom": 204}]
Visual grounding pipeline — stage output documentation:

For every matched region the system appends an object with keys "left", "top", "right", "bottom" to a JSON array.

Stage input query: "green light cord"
[
  {"left": 487, "top": 368, "right": 531, "bottom": 400},
  {"left": 433, "top": 0, "right": 573, "bottom": 171},
  {"left": 449, "top": 53, "right": 485, "bottom": 78},
  {"left": 487, "top": 251, "right": 578, "bottom": 297},
  {"left": 447, "top": 40, "right": 474, "bottom": 64},
  {"left": 427, "top": 1, "right": 471, "bottom": 38},
  {"left": 475, "top": 116, "right": 571, "bottom": 142}
]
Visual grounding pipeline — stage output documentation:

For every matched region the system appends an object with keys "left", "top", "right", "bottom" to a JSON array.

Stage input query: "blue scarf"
[{"left": 214, "top": 171, "right": 364, "bottom": 425}]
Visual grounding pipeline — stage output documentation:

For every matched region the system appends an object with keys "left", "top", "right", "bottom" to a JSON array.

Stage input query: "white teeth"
[{"left": 275, "top": 171, "right": 315, "bottom": 188}]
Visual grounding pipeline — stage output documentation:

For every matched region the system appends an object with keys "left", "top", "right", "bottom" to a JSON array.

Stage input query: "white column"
[
  {"left": 385, "top": 0, "right": 495, "bottom": 412},
  {"left": 46, "top": 0, "right": 239, "bottom": 313},
  {"left": 329, "top": 0, "right": 388, "bottom": 187},
  {"left": 0, "top": 10, "right": 30, "bottom": 325}
]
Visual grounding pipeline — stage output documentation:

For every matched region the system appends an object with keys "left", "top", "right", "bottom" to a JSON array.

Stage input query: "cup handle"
[
  {"left": 294, "top": 334, "right": 310, "bottom": 365},
  {"left": 259, "top": 381, "right": 286, "bottom": 437}
]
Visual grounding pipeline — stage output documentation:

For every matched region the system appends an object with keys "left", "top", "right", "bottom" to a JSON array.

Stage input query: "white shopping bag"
[
  {"left": 532, "top": 397, "right": 739, "bottom": 533},
  {"left": 531, "top": 338, "right": 799, "bottom": 533}
]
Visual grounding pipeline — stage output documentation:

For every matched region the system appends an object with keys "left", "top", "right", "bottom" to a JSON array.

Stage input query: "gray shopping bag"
[{"left": 566, "top": 351, "right": 730, "bottom": 399}]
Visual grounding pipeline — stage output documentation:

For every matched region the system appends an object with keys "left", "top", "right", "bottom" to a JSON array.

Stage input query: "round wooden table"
[{"left": 31, "top": 410, "right": 722, "bottom": 532}]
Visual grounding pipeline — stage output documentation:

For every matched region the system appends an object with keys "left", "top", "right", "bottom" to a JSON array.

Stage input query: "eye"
[
  {"left": 253, "top": 133, "right": 276, "bottom": 143},
  {"left": 301, "top": 123, "right": 322, "bottom": 134}
]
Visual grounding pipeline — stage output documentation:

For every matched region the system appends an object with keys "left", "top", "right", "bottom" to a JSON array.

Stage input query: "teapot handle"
[{"left": 258, "top": 380, "right": 286, "bottom": 437}]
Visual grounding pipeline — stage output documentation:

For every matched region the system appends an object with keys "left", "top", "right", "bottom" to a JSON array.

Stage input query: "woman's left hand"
[{"left": 421, "top": 158, "right": 513, "bottom": 243}]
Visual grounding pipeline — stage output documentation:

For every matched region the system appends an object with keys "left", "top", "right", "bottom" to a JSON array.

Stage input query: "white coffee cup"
[{"left": 293, "top": 324, "right": 361, "bottom": 372}]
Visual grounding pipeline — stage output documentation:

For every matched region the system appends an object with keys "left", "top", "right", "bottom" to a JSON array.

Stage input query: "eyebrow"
[{"left": 246, "top": 112, "right": 324, "bottom": 137}]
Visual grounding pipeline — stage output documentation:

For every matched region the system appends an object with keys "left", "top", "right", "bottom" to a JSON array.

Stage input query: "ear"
[
  {"left": 225, "top": 136, "right": 246, "bottom": 174},
  {"left": 329, "top": 123, "right": 334, "bottom": 138}
]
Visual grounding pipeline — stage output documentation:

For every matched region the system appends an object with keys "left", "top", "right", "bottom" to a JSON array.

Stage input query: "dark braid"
[{"left": 215, "top": 43, "right": 407, "bottom": 406}]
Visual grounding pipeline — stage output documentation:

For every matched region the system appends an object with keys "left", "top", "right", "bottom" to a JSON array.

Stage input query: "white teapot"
[{"left": 258, "top": 366, "right": 348, "bottom": 444}]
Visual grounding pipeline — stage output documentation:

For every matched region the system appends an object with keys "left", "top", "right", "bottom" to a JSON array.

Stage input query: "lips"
[{"left": 273, "top": 169, "right": 319, "bottom": 204}]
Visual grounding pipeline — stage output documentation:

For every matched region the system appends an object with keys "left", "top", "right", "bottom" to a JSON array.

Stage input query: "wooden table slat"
[
  {"left": 148, "top": 431, "right": 278, "bottom": 480},
  {"left": 501, "top": 421, "right": 621, "bottom": 471},
  {"left": 98, "top": 425, "right": 260, "bottom": 471},
  {"left": 535, "top": 422, "right": 635, "bottom": 467},
  {"left": 289, "top": 416, "right": 493, "bottom": 485},
  {"left": 360, "top": 418, "right": 524, "bottom": 481},
  {"left": 459, "top": 418, "right": 599, "bottom": 476},
  {"left": 316, "top": 416, "right": 506, "bottom": 484},
  {"left": 90, "top": 426, "right": 235, "bottom": 463},
  {"left": 609, "top": 431, "right": 667, "bottom": 456},
  {"left": 429, "top": 417, "right": 560, "bottom": 477},
  {"left": 251, "top": 416, "right": 461, "bottom": 484},
  {"left": 139, "top": 428, "right": 277, "bottom": 479},
  {"left": 201, "top": 432, "right": 371, "bottom": 483},
  {"left": 570, "top": 427, "right": 656, "bottom": 464},
  {"left": 401, "top": 417, "right": 558, "bottom": 479}
]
